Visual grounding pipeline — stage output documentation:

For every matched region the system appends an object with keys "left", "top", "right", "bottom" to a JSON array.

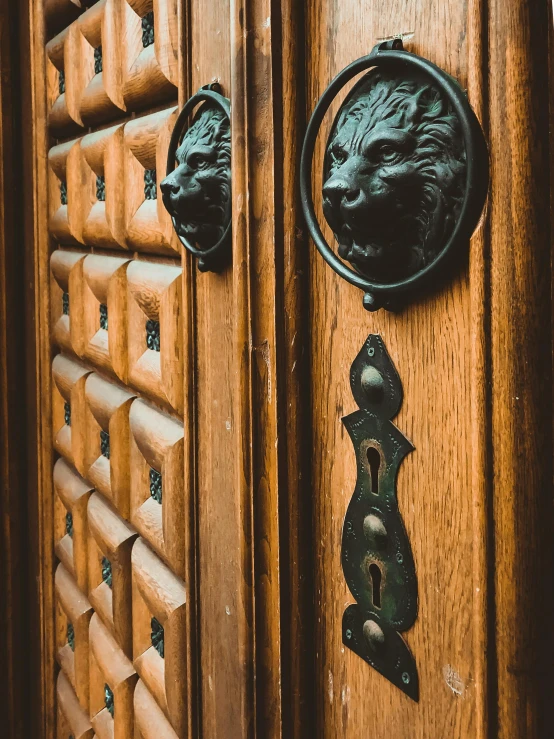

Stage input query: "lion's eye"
[
  {"left": 189, "top": 154, "right": 208, "bottom": 169},
  {"left": 378, "top": 145, "right": 400, "bottom": 163},
  {"left": 331, "top": 146, "right": 347, "bottom": 165}
]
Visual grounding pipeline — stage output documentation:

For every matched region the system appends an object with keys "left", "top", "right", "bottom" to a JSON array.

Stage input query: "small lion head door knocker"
[
  {"left": 300, "top": 39, "right": 489, "bottom": 701},
  {"left": 301, "top": 39, "right": 488, "bottom": 311},
  {"left": 161, "top": 83, "right": 231, "bottom": 272}
]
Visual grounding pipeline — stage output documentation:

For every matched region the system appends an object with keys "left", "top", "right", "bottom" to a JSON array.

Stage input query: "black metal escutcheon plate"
[{"left": 341, "top": 334, "right": 418, "bottom": 701}]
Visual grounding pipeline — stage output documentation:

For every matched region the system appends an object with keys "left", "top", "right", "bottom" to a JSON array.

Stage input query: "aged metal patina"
[
  {"left": 161, "top": 84, "right": 231, "bottom": 272},
  {"left": 301, "top": 39, "right": 488, "bottom": 310},
  {"left": 342, "top": 334, "right": 418, "bottom": 700}
]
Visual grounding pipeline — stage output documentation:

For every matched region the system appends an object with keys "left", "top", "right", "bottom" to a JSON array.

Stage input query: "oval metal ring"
[
  {"left": 300, "top": 40, "right": 489, "bottom": 310},
  {"left": 165, "top": 84, "right": 231, "bottom": 272}
]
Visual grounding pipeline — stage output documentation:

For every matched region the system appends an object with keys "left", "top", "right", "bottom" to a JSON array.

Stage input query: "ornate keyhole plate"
[{"left": 342, "top": 334, "right": 418, "bottom": 700}]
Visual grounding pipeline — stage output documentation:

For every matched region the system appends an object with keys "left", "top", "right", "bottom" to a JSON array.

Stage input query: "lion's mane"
[{"left": 325, "top": 70, "right": 467, "bottom": 279}]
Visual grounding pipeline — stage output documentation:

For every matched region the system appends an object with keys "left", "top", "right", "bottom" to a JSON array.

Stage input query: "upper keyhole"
[
  {"left": 369, "top": 563, "right": 382, "bottom": 609},
  {"left": 367, "top": 447, "right": 380, "bottom": 494}
]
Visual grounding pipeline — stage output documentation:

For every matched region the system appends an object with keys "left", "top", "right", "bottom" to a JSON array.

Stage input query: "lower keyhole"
[
  {"left": 369, "top": 563, "right": 382, "bottom": 609},
  {"left": 367, "top": 446, "right": 380, "bottom": 494}
]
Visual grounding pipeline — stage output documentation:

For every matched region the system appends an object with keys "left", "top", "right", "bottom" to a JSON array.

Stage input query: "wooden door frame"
[
  {"left": 0, "top": 0, "right": 35, "bottom": 736},
  {"left": 6, "top": 0, "right": 553, "bottom": 737}
]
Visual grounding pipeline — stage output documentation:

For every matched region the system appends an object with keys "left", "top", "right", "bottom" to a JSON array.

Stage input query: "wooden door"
[{"left": 7, "top": 0, "right": 553, "bottom": 737}]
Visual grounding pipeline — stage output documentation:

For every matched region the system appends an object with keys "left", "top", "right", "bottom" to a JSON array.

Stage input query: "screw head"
[
  {"left": 363, "top": 515, "right": 387, "bottom": 548},
  {"left": 360, "top": 365, "right": 384, "bottom": 404},
  {"left": 396, "top": 552, "right": 404, "bottom": 564},
  {"left": 402, "top": 671, "right": 410, "bottom": 684},
  {"left": 363, "top": 292, "right": 381, "bottom": 311},
  {"left": 345, "top": 629, "right": 352, "bottom": 640},
  {"left": 362, "top": 619, "right": 385, "bottom": 653}
]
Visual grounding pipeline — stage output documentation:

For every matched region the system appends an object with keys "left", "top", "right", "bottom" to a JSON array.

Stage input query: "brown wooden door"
[{"left": 4, "top": 0, "right": 552, "bottom": 737}]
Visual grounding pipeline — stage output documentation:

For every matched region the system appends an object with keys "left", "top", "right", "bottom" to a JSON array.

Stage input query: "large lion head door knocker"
[
  {"left": 300, "top": 40, "right": 489, "bottom": 702},
  {"left": 161, "top": 83, "right": 231, "bottom": 272},
  {"left": 301, "top": 39, "right": 488, "bottom": 310}
]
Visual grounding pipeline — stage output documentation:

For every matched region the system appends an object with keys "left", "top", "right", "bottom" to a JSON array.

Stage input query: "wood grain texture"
[
  {"left": 20, "top": 0, "right": 57, "bottom": 733},
  {"left": 54, "top": 458, "right": 94, "bottom": 591},
  {"left": 55, "top": 562, "right": 94, "bottom": 709},
  {"left": 132, "top": 537, "right": 188, "bottom": 737},
  {"left": 488, "top": 1, "right": 553, "bottom": 737},
  {"left": 57, "top": 670, "right": 95, "bottom": 739},
  {"left": 305, "top": 1, "right": 488, "bottom": 736},
  {"left": 89, "top": 611, "right": 138, "bottom": 738},
  {"left": 188, "top": 0, "right": 257, "bottom": 735},
  {"left": 0, "top": 0, "right": 29, "bottom": 734},
  {"left": 87, "top": 491, "right": 138, "bottom": 657}
]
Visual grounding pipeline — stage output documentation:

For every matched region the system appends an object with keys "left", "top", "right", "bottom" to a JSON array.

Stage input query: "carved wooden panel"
[
  {"left": 44, "top": 2, "right": 186, "bottom": 736},
  {"left": 132, "top": 537, "right": 187, "bottom": 736},
  {"left": 46, "top": 24, "right": 84, "bottom": 135},
  {"left": 85, "top": 374, "right": 135, "bottom": 511},
  {"left": 51, "top": 249, "right": 86, "bottom": 356},
  {"left": 89, "top": 612, "right": 138, "bottom": 737},
  {"left": 123, "top": 108, "right": 179, "bottom": 255},
  {"left": 129, "top": 400, "right": 185, "bottom": 577},
  {"left": 57, "top": 671, "right": 95, "bottom": 739},
  {"left": 88, "top": 492, "right": 137, "bottom": 657},
  {"left": 126, "top": 261, "right": 183, "bottom": 412},
  {"left": 80, "top": 126, "right": 128, "bottom": 249},
  {"left": 121, "top": 0, "right": 179, "bottom": 112},
  {"left": 77, "top": 0, "right": 126, "bottom": 126},
  {"left": 54, "top": 458, "right": 94, "bottom": 590},
  {"left": 55, "top": 563, "right": 93, "bottom": 709}
]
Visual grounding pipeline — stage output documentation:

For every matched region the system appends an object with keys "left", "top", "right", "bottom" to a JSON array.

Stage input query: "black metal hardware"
[
  {"left": 300, "top": 39, "right": 488, "bottom": 311},
  {"left": 64, "top": 401, "right": 71, "bottom": 426},
  {"left": 100, "top": 430, "right": 110, "bottom": 459},
  {"left": 144, "top": 168, "right": 157, "bottom": 200},
  {"left": 58, "top": 70, "right": 65, "bottom": 96},
  {"left": 62, "top": 291, "right": 69, "bottom": 315},
  {"left": 60, "top": 181, "right": 68, "bottom": 206},
  {"left": 101, "top": 556, "right": 112, "bottom": 588},
  {"left": 65, "top": 511, "right": 73, "bottom": 538},
  {"left": 94, "top": 45, "right": 103, "bottom": 75},
  {"left": 151, "top": 617, "right": 164, "bottom": 658},
  {"left": 342, "top": 334, "right": 418, "bottom": 700},
  {"left": 161, "top": 83, "right": 231, "bottom": 272},
  {"left": 104, "top": 683, "right": 114, "bottom": 717},
  {"left": 67, "top": 622, "right": 75, "bottom": 651},
  {"left": 96, "top": 175, "right": 105, "bottom": 201},
  {"left": 149, "top": 468, "right": 162, "bottom": 504},
  {"left": 145, "top": 319, "right": 160, "bottom": 351},
  {"left": 99, "top": 303, "right": 108, "bottom": 330},
  {"left": 142, "top": 11, "right": 154, "bottom": 47}
]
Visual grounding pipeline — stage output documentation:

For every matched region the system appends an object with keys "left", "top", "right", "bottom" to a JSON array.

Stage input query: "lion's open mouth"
[{"left": 336, "top": 220, "right": 413, "bottom": 264}]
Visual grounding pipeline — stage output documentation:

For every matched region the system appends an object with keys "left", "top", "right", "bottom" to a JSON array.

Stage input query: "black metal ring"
[
  {"left": 165, "top": 84, "right": 231, "bottom": 272},
  {"left": 300, "top": 40, "right": 489, "bottom": 310}
]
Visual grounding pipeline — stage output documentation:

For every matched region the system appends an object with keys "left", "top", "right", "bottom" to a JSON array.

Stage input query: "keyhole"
[
  {"left": 367, "top": 447, "right": 380, "bottom": 494},
  {"left": 369, "top": 563, "right": 382, "bottom": 609}
]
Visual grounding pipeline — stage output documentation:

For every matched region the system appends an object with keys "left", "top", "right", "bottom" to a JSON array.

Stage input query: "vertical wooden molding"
[
  {"left": 467, "top": 0, "right": 493, "bottom": 737},
  {"left": 19, "top": 0, "right": 56, "bottom": 736},
  {"left": 488, "top": 1, "right": 553, "bottom": 737},
  {"left": 230, "top": 1, "right": 256, "bottom": 736},
  {"left": 275, "top": 0, "right": 314, "bottom": 737},
  {"left": 178, "top": 1, "right": 199, "bottom": 736},
  {"left": 0, "top": 1, "right": 29, "bottom": 736},
  {"left": 230, "top": 1, "right": 308, "bottom": 736}
]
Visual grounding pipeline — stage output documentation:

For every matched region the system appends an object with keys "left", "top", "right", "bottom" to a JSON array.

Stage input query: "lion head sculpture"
[
  {"left": 161, "top": 103, "right": 231, "bottom": 250},
  {"left": 323, "top": 70, "right": 466, "bottom": 282}
]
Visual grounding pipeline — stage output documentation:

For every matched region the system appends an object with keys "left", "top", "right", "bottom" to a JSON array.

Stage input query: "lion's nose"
[
  {"left": 323, "top": 178, "right": 360, "bottom": 208},
  {"left": 160, "top": 176, "right": 180, "bottom": 195}
]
